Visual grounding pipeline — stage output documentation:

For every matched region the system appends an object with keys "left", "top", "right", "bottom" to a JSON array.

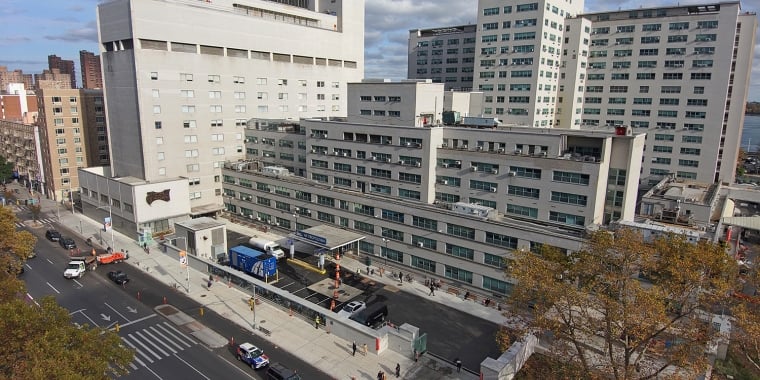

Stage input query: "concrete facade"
[
  {"left": 219, "top": 80, "right": 645, "bottom": 295},
  {"left": 560, "top": 2, "right": 757, "bottom": 184},
  {"left": 96, "top": 0, "right": 365, "bottom": 218}
]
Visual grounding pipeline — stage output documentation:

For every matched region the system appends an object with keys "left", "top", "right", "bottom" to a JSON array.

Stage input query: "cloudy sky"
[{"left": 1, "top": 0, "right": 759, "bottom": 100}]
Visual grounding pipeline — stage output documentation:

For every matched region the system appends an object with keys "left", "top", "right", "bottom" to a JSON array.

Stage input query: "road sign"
[{"left": 179, "top": 250, "right": 187, "bottom": 268}]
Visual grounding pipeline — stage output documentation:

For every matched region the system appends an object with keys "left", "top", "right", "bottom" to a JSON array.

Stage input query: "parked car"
[
  {"left": 236, "top": 342, "right": 269, "bottom": 369},
  {"left": 45, "top": 229, "right": 61, "bottom": 242},
  {"left": 265, "top": 362, "right": 301, "bottom": 380},
  {"left": 59, "top": 237, "right": 76, "bottom": 249},
  {"left": 107, "top": 270, "right": 130, "bottom": 285},
  {"left": 337, "top": 300, "right": 367, "bottom": 318}
]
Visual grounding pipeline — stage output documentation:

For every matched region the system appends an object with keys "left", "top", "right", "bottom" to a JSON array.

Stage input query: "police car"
[{"left": 236, "top": 342, "right": 269, "bottom": 369}]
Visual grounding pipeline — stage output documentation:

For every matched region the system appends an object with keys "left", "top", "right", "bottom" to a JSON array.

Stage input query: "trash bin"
[{"left": 365, "top": 256, "right": 372, "bottom": 266}]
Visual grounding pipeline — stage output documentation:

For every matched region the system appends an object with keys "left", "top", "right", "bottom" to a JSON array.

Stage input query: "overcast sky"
[{"left": 1, "top": 0, "right": 759, "bottom": 100}]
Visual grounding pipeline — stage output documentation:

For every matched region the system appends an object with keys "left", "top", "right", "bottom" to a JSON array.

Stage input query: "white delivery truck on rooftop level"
[{"left": 248, "top": 237, "right": 285, "bottom": 260}]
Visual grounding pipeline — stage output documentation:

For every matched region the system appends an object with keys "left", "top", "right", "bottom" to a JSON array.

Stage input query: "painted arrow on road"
[
  {"left": 100, "top": 314, "right": 111, "bottom": 321},
  {"left": 127, "top": 306, "right": 138, "bottom": 314}
]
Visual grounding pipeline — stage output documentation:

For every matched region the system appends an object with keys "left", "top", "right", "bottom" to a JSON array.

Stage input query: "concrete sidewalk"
[{"left": 12, "top": 181, "right": 491, "bottom": 379}]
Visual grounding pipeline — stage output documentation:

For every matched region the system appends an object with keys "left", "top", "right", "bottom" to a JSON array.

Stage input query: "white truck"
[
  {"left": 63, "top": 257, "right": 96, "bottom": 279},
  {"left": 248, "top": 237, "right": 285, "bottom": 260}
]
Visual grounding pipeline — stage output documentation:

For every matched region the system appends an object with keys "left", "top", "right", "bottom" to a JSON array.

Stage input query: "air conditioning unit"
[
  {"left": 461, "top": 145, "right": 468, "bottom": 149},
  {"left": 442, "top": 180, "right": 449, "bottom": 185},
  {"left": 416, "top": 162, "right": 421, "bottom": 167},
  {"left": 455, "top": 161, "right": 461, "bottom": 166},
  {"left": 442, "top": 163, "right": 449, "bottom": 168},
  {"left": 417, "top": 242, "right": 424, "bottom": 248},
  {"left": 441, "top": 143, "right": 448, "bottom": 148},
  {"left": 415, "top": 143, "right": 422, "bottom": 148},
  {"left": 514, "top": 149, "right": 522, "bottom": 154},
  {"left": 256, "top": 217, "right": 262, "bottom": 221},
  {"left": 372, "top": 156, "right": 377, "bottom": 161},
  {"left": 310, "top": 133, "right": 315, "bottom": 137},
  {"left": 508, "top": 171, "right": 516, "bottom": 177},
  {"left": 405, "top": 142, "right": 412, "bottom": 147},
  {"left": 477, "top": 146, "right": 483, "bottom": 151},
  {"left": 306, "top": 210, "right": 312, "bottom": 214},
  {"left": 498, "top": 148, "right": 505, "bottom": 153},
  {"left": 386, "top": 158, "right": 391, "bottom": 163},
  {"left": 342, "top": 152, "right": 348, "bottom": 157},
  {"left": 540, "top": 152, "right": 547, "bottom": 157},
  {"left": 398, "top": 160, "right": 404, "bottom": 165},
  {"left": 471, "top": 166, "right": 477, "bottom": 171},
  {"left": 491, "top": 169, "right": 498, "bottom": 174},
  {"left": 490, "top": 188, "right": 497, "bottom": 193},
  {"left": 310, "top": 149, "right": 317, "bottom": 153},
  {"left": 333, "top": 151, "right": 339, "bottom": 156}
]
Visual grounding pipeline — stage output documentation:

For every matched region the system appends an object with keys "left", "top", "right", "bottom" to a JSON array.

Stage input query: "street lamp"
[
  {"left": 292, "top": 213, "right": 298, "bottom": 231},
  {"left": 382, "top": 238, "right": 389, "bottom": 266},
  {"left": 96, "top": 205, "right": 115, "bottom": 251}
]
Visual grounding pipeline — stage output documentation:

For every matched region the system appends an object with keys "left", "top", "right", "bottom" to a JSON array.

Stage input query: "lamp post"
[
  {"left": 96, "top": 205, "right": 115, "bottom": 251},
  {"left": 382, "top": 238, "right": 389, "bottom": 266},
  {"left": 173, "top": 237, "right": 190, "bottom": 293},
  {"left": 292, "top": 213, "right": 298, "bottom": 231}
]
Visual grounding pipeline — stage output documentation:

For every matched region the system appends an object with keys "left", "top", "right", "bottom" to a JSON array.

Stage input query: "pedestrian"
[
  {"left": 413, "top": 349, "right": 418, "bottom": 362},
  {"left": 395, "top": 363, "right": 400, "bottom": 378},
  {"left": 207, "top": 279, "right": 212, "bottom": 290},
  {"left": 429, "top": 285, "right": 435, "bottom": 296},
  {"left": 315, "top": 315, "right": 320, "bottom": 329},
  {"left": 377, "top": 371, "right": 383, "bottom": 380},
  {"left": 455, "top": 358, "right": 462, "bottom": 372},
  {"left": 399, "top": 271, "right": 403, "bottom": 283},
  {"left": 352, "top": 341, "right": 357, "bottom": 356},
  {"left": 371, "top": 268, "right": 375, "bottom": 276},
  {"left": 366, "top": 265, "right": 370, "bottom": 274},
  {"left": 464, "top": 291, "right": 470, "bottom": 300}
]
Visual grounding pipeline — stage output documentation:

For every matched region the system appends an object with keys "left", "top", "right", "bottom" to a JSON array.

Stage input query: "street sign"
[{"left": 179, "top": 250, "right": 187, "bottom": 268}]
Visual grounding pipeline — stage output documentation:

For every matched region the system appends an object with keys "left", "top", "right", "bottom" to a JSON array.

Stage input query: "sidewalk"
[{"left": 14, "top": 181, "right": 492, "bottom": 379}]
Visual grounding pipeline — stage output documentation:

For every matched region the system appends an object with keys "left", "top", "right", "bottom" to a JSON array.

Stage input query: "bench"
[
  {"left": 446, "top": 287, "right": 460, "bottom": 297},
  {"left": 258, "top": 325, "right": 271, "bottom": 336}
]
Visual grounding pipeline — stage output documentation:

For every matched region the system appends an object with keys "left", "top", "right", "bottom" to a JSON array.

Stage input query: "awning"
[
  {"left": 289, "top": 224, "right": 365, "bottom": 250},
  {"left": 721, "top": 216, "right": 760, "bottom": 231}
]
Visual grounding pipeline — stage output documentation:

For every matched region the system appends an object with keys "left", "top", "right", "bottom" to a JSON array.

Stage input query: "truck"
[
  {"left": 248, "top": 237, "right": 285, "bottom": 260},
  {"left": 229, "top": 246, "right": 277, "bottom": 279},
  {"left": 96, "top": 251, "right": 128, "bottom": 265},
  {"left": 63, "top": 257, "right": 97, "bottom": 279}
]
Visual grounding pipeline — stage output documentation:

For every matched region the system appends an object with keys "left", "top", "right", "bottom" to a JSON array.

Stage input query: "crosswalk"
[
  {"left": 15, "top": 217, "right": 56, "bottom": 228},
  {"left": 121, "top": 321, "right": 198, "bottom": 370}
]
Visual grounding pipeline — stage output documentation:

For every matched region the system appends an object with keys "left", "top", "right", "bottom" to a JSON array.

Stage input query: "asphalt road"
[{"left": 18, "top": 211, "right": 330, "bottom": 380}]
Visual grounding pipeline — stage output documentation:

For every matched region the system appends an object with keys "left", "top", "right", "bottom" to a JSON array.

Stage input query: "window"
[
  {"left": 553, "top": 171, "right": 589, "bottom": 185},
  {"left": 549, "top": 211, "right": 586, "bottom": 226},
  {"left": 207, "top": 75, "right": 220, "bottom": 83},
  {"left": 551, "top": 191, "right": 588, "bottom": 206},
  {"left": 506, "top": 204, "right": 538, "bottom": 218}
]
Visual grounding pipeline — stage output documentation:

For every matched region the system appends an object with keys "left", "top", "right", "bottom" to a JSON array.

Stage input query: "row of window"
[
  {"left": 582, "top": 109, "right": 706, "bottom": 119},
  {"left": 590, "top": 34, "right": 716, "bottom": 46},
  {"left": 587, "top": 60, "right": 713, "bottom": 69},
  {"left": 415, "top": 37, "right": 477, "bottom": 48},
  {"left": 590, "top": 20, "right": 718, "bottom": 35},
  {"left": 589, "top": 47, "right": 715, "bottom": 57},
  {"left": 153, "top": 72, "right": 341, "bottom": 88},
  {"left": 583, "top": 85, "right": 705, "bottom": 94},
  {"left": 649, "top": 168, "right": 698, "bottom": 179}
]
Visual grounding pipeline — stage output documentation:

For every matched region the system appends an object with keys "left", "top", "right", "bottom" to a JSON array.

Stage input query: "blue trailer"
[{"left": 229, "top": 246, "right": 277, "bottom": 278}]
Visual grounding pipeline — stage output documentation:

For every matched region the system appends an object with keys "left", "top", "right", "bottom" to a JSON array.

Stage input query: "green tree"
[
  {"left": 28, "top": 204, "right": 42, "bottom": 223},
  {"left": 0, "top": 155, "right": 12, "bottom": 185},
  {"left": 0, "top": 206, "right": 133, "bottom": 378},
  {"left": 507, "top": 228, "right": 736, "bottom": 380}
]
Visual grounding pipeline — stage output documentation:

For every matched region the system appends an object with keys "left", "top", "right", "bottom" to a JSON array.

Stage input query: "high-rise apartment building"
[
  {"left": 0, "top": 66, "right": 34, "bottom": 90},
  {"left": 47, "top": 55, "right": 77, "bottom": 89},
  {"left": 411, "top": 1, "right": 756, "bottom": 185},
  {"left": 34, "top": 69, "right": 72, "bottom": 90},
  {"left": 79, "top": 50, "right": 103, "bottom": 89},
  {"left": 36, "top": 88, "right": 107, "bottom": 200},
  {"left": 559, "top": 2, "right": 756, "bottom": 184},
  {"left": 408, "top": 25, "right": 477, "bottom": 91},
  {"left": 94, "top": 0, "right": 364, "bottom": 223},
  {"left": 473, "top": 0, "right": 584, "bottom": 127}
]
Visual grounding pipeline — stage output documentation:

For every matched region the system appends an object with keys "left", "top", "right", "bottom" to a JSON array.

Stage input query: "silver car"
[{"left": 337, "top": 300, "right": 366, "bottom": 318}]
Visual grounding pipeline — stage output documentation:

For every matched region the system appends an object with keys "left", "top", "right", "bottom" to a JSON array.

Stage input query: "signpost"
[{"left": 179, "top": 250, "right": 190, "bottom": 293}]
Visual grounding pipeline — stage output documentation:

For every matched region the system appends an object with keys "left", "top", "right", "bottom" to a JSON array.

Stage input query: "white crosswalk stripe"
[
  {"left": 14, "top": 218, "right": 56, "bottom": 228},
  {"left": 122, "top": 321, "right": 197, "bottom": 369}
]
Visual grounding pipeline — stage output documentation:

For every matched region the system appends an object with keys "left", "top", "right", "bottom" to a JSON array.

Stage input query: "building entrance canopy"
[
  {"left": 289, "top": 224, "right": 365, "bottom": 251},
  {"left": 721, "top": 216, "right": 760, "bottom": 232}
]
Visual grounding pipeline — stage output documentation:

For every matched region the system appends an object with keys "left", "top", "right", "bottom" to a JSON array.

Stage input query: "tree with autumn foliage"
[
  {"left": 507, "top": 228, "right": 737, "bottom": 380},
  {"left": 730, "top": 258, "right": 760, "bottom": 372},
  {"left": 0, "top": 206, "right": 134, "bottom": 378}
]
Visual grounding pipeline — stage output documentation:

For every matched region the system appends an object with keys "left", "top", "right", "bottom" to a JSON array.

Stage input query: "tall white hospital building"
[
  {"left": 417, "top": 1, "right": 756, "bottom": 184},
  {"left": 95, "top": 0, "right": 363, "bottom": 216}
]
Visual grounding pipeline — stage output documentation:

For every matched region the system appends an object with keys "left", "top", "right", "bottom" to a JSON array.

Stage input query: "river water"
[{"left": 743, "top": 114, "right": 760, "bottom": 153}]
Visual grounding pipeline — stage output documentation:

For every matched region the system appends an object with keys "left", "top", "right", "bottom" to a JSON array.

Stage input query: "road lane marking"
[
  {"left": 46, "top": 258, "right": 54, "bottom": 264},
  {"left": 117, "top": 313, "right": 156, "bottom": 329},
  {"left": 217, "top": 355, "right": 257, "bottom": 379},
  {"left": 155, "top": 324, "right": 192, "bottom": 348},
  {"left": 127, "top": 333, "right": 162, "bottom": 361},
  {"left": 26, "top": 293, "right": 40, "bottom": 307},
  {"left": 172, "top": 353, "right": 211, "bottom": 380},
  {"left": 104, "top": 302, "right": 131, "bottom": 322},
  {"left": 122, "top": 337, "right": 153, "bottom": 364},
  {"left": 134, "top": 330, "right": 171, "bottom": 357},
  {"left": 148, "top": 326, "right": 185, "bottom": 351},
  {"left": 139, "top": 329, "right": 177, "bottom": 354},
  {"left": 46, "top": 282, "right": 60, "bottom": 294},
  {"left": 73, "top": 279, "right": 83, "bottom": 288},
  {"left": 160, "top": 322, "right": 197, "bottom": 346},
  {"left": 129, "top": 362, "right": 138, "bottom": 370}
]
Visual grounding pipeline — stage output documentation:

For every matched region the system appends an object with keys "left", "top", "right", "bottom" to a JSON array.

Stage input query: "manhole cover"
[
  {"left": 338, "top": 290, "right": 347, "bottom": 295},
  {"left": 200, "top": 294, "right": 207, "bottom": 297},
  {"left": 260, "top": 320, "right": 266, "bottom": 324}
]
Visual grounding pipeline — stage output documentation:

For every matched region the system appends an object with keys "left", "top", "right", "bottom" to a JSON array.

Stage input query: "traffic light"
[{"left": 248, "top": 297, "right": 255, "bottom": 311}]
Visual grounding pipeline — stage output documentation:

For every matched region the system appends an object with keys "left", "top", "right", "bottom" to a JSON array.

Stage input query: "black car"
[
  {"left": 45, "top": 229, "right": 62, "bottom": 242},
  {"left": 59, "top": 237, "right": 76, "bottom": 249},
  {"left": 108, "top": 270, "right": 130, "bottom": 285}
]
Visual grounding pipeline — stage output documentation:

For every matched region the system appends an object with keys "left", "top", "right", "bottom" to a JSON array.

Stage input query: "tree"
[
  {"left": 28, "top": 204, "right": 41, "bottom": 223},
  {"left": 507, "top": 228, "right": 736, "bottom": 380},
  {"left": 0, "top": 155, "right": 12, "bottom": 185},
  {"left": 730, "top": 260, "right": 760, "bottom": 372},
  {"left": 0, "top": 207, "right": 133, "bottom": 378}
]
